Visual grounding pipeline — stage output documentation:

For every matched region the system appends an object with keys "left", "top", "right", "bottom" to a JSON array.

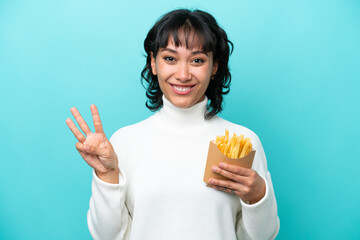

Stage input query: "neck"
[{"left": 153, "top": 95, "right": 209, "bottom": 133}]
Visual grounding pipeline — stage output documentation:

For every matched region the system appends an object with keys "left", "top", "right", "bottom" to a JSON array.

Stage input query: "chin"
[{"left": 169, "top": 97, "right": 194, "bottom": 109}]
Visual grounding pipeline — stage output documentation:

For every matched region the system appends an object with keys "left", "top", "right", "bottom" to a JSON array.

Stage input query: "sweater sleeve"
[
  {"left": 87, "top": 169, "right": 131, "bottom": 240},
  {"left": 236, "top": 172, "right": 280, "bottom": 239},
  {"left": 235, "top": 134, "right": 280, "bottom": 239},
  {"left": 87, "top": 128, "right": 133, "bottom": 239}
]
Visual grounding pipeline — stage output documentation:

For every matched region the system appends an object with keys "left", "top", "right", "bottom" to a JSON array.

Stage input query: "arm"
[
  {"left": 236, "top": 172, "right": 279, "bottom": 239},
  {"left": 208, "top": 134, "right": 279, "bottom": 239},
  {"left": 66, "top": 105, "right": 131, "bottom": 239},
  {"left": 88, "top": 168, "right": 131, "bottom": 240}
]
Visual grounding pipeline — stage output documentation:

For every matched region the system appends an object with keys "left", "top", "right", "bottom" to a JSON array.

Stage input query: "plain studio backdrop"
[{"left": 0, "top": 0, "right": 359, "bottom": 239}]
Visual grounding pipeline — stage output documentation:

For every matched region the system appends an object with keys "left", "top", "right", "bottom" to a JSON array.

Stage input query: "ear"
[
  {"left": 150, "top": 52, "right": 157, "bottom": 75},
  {"left": 211, "top": 60, "right": 218, "bottom": 78}
]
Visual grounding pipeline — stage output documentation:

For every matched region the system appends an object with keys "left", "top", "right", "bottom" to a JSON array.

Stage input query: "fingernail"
[
  {"left": 212, "top": 166, "right": 217, "bottom": 172},
  {"left": 219, "top": 163, "right": 224, "bottom": 168}
]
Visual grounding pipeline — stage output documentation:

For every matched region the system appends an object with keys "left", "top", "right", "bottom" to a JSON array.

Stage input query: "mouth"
[{"left": 170, "top": 83, "right": 196, "bottom": 95}]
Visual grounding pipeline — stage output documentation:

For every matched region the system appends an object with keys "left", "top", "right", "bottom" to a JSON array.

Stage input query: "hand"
[
  {"left": 208, "top": 163, "right": 266, "bottom": 204},
  {"left": 66, "top": 105, "right": 119, "bottom": 183}
]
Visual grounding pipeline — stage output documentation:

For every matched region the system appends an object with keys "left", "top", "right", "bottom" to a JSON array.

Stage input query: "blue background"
[{"left": 1, "top": 0, "right": 359, "bottom": 239}]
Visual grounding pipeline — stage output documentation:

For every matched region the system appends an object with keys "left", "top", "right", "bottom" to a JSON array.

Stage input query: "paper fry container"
[{"left": 203, "top": 141, "right": 256, "bottom": 184}]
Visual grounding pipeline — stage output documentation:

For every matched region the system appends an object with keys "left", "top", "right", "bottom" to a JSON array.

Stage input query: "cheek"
[
  {"left": 156, "top": 63, "right": 173, "bottom": 81},
  {"left": 199, "top": 68, "right": 212, "bottom": 84},
  {"left": 201, "top": 71, "right": 212, "bottom": 92},
  {"left": 155, "top": 69, "right": 168, "bottom": 92},
  {"left": 201, "top": 64, "right": 212, "bottom": 77},
  {"left": 203, "top": 79, "right": 211, "bottom": 92},
  {"left": 156, "top": 71, "right": 166, "bottom": 85}
]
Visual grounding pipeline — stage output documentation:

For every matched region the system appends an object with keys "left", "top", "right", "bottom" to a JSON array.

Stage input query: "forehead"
[
  {"left": 163, "top": 28, "right": 206, "bottom": 51},
  {"left": 164, "top": 37, "right": 204, "bottom": 52}
]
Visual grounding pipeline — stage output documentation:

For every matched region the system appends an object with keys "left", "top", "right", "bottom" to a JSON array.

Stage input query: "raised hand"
[{"left": 66, "top": 105, "right": 119, "bottom": 183}]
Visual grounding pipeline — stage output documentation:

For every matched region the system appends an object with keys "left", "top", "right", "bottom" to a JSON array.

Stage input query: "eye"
[
  {"left": 192, "top": 58, "right": 205, "bottom": 64},
  {"left": 164, "top": 56, "right": 175, "bottom": 62}
]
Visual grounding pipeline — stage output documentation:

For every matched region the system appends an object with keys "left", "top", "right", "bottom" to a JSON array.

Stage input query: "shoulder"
[
  {"left": 109, "top": 115, "right": 156, "bottom": 144},
  {"left": 213, "top": 116, "right": 268, "bottom": 173}
]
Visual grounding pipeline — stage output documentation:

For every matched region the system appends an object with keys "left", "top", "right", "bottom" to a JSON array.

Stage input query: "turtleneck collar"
[{"left": 153, "top": 95, "right": 209, "bottom": 131}]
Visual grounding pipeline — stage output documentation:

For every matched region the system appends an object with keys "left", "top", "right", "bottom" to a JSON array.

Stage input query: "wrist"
[
  {"left": 245, "top": 178, "right": 266, "bottom": 205},
  {"left": 95, "top": 167, "right": 119, "bottom": 184}
]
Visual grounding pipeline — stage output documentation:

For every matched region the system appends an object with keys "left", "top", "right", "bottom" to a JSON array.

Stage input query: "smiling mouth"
[
  {"left": 172, "top": 85, "right": 192, "bottom": 92},
  {"left": 170, "top": 84, "right": 196, "bottom": 95}
]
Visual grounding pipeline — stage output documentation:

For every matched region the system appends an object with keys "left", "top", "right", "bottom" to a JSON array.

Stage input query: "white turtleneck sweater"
[{"left": 87, "top": 96, "right": 279, "bottom": 240}]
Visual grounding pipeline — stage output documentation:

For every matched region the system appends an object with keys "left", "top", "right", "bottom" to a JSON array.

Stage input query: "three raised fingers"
[{"left": 66, "top": 104, "right": 106, "bottom": 144}]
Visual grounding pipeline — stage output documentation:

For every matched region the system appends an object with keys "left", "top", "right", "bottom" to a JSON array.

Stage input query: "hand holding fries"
[
  {"left": 208, "top": 162, "right": 266, "bottom": 204},
  {"left": 66, "top": 105, "right": 119, "bottom": 184},
  {"left": 207, "top": 129, "right": 265, "bottom": 204}
]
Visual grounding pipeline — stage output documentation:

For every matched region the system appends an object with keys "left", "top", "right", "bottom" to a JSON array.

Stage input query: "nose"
[{"left": 175, "top": 62, "right": 191, "bottom": 82}]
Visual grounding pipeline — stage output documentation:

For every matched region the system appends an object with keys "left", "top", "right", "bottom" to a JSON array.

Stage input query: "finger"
[
  {"left": 77, "top": 149, "right": 87, "bottom": 160},
  {"left": 212, "top": 166, "right": 246, "bottom": 183},
  {"left": 75, "top": 142, "right": 90, "bottom": 159},
  {"left": 66, "top": 118, "right": 86, "bottom": 143},
  {"left": 208, "top": 183, "right": 238, "bottom": 195},
  {"left": 208, "top": 178, "right": 250, "bottom": 198},
  {"left": 75, "top": 141, "right": 85, "bottom": 152},
  {"left": 218, "top": 162, "right": 252, "bottom": 176},
  {"left": 208, "top": 178, "right": 239, "bottom": 191},
  {"left": 75, "top": 142, "right": 104, "bottom": 171},
  {"left": 70, "top": 107, "right": 92, "bottom": 136},
  {"left": 90, "top": 104, "right": 104, "bottom": 133}
]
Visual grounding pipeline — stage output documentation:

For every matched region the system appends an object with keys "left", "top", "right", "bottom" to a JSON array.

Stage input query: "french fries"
[{"left": 214, "top": 129, "right": 253, "bottom": 159}]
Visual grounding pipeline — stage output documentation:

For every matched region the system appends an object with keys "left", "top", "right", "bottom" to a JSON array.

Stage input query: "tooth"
[{"left": 173, "top": 85, "right": 191, "bottom": 92}]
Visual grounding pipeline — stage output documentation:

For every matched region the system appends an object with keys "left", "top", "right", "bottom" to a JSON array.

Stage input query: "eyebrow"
[{"left": 160, "top": 48, "right": 208, "bottom": 56}]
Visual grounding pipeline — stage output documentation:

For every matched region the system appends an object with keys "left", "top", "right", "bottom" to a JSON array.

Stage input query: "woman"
[{"left": 66, "top": 9, "right": 279, "bottom": 240}]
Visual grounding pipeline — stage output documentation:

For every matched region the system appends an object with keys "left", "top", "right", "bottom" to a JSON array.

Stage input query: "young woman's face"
[{"left": 151, "top": 39, "right": 218, "bottom": 109}]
